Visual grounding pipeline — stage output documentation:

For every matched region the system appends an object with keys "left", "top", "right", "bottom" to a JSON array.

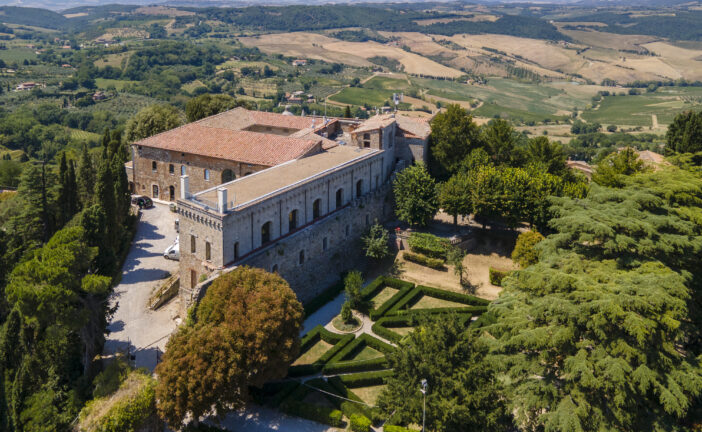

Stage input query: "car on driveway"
[
  {"left": 132, "top": 195, "right": 153, "bottom": 209},
  {"left": 164, "top": 236, "right": 179, "bottom": 260}
]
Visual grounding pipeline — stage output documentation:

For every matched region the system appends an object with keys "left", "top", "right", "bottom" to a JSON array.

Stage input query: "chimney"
[
  {"left": 180, "top": 175, "right": 190, "bottom": 199},
  {"left": 217, "top": 188, "right": 228, "bottom": 213}
]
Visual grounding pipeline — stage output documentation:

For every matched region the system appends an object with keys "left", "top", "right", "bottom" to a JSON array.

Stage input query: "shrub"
[
  {"left": 407, "top": 232, "right": 450, "bottom": 259},
  {"left": 489, "top": 267, "right": 511, "bottom": 286},
  {"left": 351, "top": 414, "right": 372, "bottom": 432},
  {"left": 326, "top": 377, "right": 378, "bottom": 420},
  {"left": 404, "top": 251, "right": 445, "bottom": 269},
  {"left": 363, "top": 277, "right": 415, "bottom": 321},
  {"left": 385, "top": 285, "right": 490, "bottom": 317},
  {"left": 323, "top": 334, "right": 395, "bottom": 374},
  {"left": 345, "top": 270, "right": 364, "bottom": 309},
  {"left": 511, "top": 230, "right": 544, "bottom": 268}
]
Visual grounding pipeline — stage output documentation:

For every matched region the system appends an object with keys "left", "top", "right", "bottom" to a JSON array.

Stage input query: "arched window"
[
  {"left": 205, "top": 241, "right": 211, "bottom": 261},
  {"left": 288, "top": 209, "right": 298, "bottom": 231},
  {"left": 313, "top": 199, "right": 321, "bottom": 219},
  {"left": 323, "top": 237, "right": 328, "bottom": 251},
  {"left": 169, "top": 185, "right": 175, "bottom": 201},
  {"left": 299, "top": 250, "right": 305, "bottom": 265},
  {"left": 222, "top": 169, "right": 235, "bottom": 183},
  {"left": 335, "top": 188, "right": 343, "bottom": 209},
  {"left": 152, "top": 161, "right": 157, "bottom": 171},
  {"left": 356, "top": 179, "right": 363, "bottom": 198},
  {"left": 261, "top": 221, "right": 272, "bottom": 245},
  {"left": 272, "top": 264, "right": 278, "bottom": 273},
  {"left": 152, "top": 184, "right": 159, "bottom": 198},
  {"left": 181, "top": 165, "right": 186, "bottom": 176},
  {"left": 234, "top": 242, "right": 239, "bottom": 260},
  {"left": 365, "top": 214, "right": 370, "bottom": 226},
  {"left": 204, "top": 169, "right": 210, "bottom": 181},
  {"left": 190, "top": 235, "right": 196, "bottom": 253}
]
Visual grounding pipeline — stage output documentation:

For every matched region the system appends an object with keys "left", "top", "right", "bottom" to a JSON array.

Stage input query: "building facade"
[{"left": 127, "top": 107, "right": 431, "bottom": 306}]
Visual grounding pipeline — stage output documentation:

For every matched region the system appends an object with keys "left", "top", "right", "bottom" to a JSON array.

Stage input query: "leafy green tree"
[
  {"left": 429, "top": 104, "right": 482, "bottom": 178},
  {"left": 667, "top": 110, "right": 702, "bottom": 154},
  {"left": 378, "top": 315, "right": 510, "bottom": 432},
  {"left": 592, "top": 148, "right": 646, "bottom": 187},
  {"left": 490, "top": 254, "right": 702, "bottom": 431},
  {"left": 341, "top": 300, "right": 353, "bottom": 323},
  {"left": 362, "top": 223, "right": 390, "bottom": 261},
  {"left": 344, "top": 105, "right": 352, "bottom": 118},
  {"left": 393, "top": 162, "right": 438, "bottom": 227},
  {"left": 155, "top": 267, "right": 303, "bottom": 428},
  {"left": 446, "top": 246, "right": 466, "bottom": 284},
  {"left": 185, "top": 94, "right": 237, "bottom": 122},
  {"left": 481, "top": 118, "right": 523, "bottom": 166},
  {"left": 525, "top": 136, "right": 566, "bottom": 176},
  {"left": 511, "top": 230, "right": 544, "bottom": 268},
  {"left": 344, "top": 270, "right": 363, "bottom": 309},
  {"left": 124, "top": 104, "right": 182, "bottom": 142},
  {"left": 438, "top": 173, "right": 471, "bottom": 226}
]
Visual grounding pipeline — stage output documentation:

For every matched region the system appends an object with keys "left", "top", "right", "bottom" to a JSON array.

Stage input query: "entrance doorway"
[
  {"left": 169, "top": 185, "right": 175, "bottom": 201},
  {"left": 152, "top": 184, "right": 159, "bottom": 199},
  {"left": 191, "top": 270, "right": 197, "bottom": 289}
]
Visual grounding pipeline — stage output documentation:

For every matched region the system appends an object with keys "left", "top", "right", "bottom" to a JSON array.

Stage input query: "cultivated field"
[{"left": 239, "top": 32, "right": 463, "bottom": 78}]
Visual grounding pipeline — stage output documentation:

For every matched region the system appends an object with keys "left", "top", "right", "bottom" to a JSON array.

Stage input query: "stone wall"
[
  {"left": 131, "top": 145, "right": 269, "bottom": 200},
  {"left": 181, "top": 184, "right": 394, "bottom": 308}
]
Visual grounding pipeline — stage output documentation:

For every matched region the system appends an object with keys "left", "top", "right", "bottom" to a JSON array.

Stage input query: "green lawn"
[
  {"left": 363, "top": 76, "right": 411, "bottom": 91},
  {"left": 369, "top": 287, "right": 399, "bottom": 309},
  {"left": 344, "top": 345, "right": 384, "bottom": 362},
  {"left": 581, "top": 87, "right": 702, "bottom": 126},
  {"left": 328, "top": 87, "right": 394, "bottom": 106},
  {"left": 388, "top": 326, "right": 415, "bottom": 337},
  {"left": 410, "top": 295, "right": 470, "bottom": 310},
  {"left": 352, "top": 384, "right": 387, "bottom": 406},
  {"left": 292, "top": 339, "right": 333, "bottom": 366}
]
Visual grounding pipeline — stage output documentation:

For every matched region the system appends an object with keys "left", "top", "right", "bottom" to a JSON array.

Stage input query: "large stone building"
[{"left": 129, "top": 108, "right": 431, "bottom": 305}]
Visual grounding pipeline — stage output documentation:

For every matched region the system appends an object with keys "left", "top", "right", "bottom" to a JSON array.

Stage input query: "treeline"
[
  {"left": 560, "top": 10, "right": 702, "bottom": 41},
  {"left": 194, "top": 5, "right": 568, "bottom": 40},
  {"left": 0, "top": 130, "right": 133, "bottom": 431}
]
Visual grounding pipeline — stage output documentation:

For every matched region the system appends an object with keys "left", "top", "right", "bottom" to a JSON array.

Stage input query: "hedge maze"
[{"left": 261, "top": 276, "right": 491, "bottom": 430}]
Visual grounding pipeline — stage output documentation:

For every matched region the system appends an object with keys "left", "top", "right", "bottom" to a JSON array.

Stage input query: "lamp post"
[{"left": 420, "top": 379, "right": 428, "bottom": 432}]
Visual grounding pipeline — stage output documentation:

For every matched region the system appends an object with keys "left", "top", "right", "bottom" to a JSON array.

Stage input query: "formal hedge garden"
[{"left": 265, "top": 275, "right": 491, "bottom": 429}]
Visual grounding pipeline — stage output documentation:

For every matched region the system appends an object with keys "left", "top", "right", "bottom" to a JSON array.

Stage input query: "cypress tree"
[
  {"left": 77, "top": 145, "right": 95, "bottom": 207},
  {"left": 94, "top": 162, "right": 117, "bottom": 246},
  {"left": 111, "top": 157, "right": 130, "bottom": 227}
]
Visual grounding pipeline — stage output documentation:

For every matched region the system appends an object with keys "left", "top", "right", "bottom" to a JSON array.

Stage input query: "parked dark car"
[{"left": 131, "top": 195, "right": 153, "bottom": 209}]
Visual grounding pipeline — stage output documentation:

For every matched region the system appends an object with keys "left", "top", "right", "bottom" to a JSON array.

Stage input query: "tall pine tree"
[{"left": 77, "top": 145, "right": 95, "bottom": 207}]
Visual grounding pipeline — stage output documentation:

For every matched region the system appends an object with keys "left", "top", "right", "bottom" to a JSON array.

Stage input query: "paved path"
[{"left": 104, "top": 202, "right": 180, "bottom": 371}]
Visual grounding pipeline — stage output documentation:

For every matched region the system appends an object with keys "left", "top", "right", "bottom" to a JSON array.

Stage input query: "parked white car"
[{"left": 164, "top": 237, "right": 180, "bottom": 260}]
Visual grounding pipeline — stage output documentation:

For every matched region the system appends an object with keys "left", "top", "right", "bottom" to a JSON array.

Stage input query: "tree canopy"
[
  {"left": 378, "top": 315, "right": 511, "bottom": 432},
  {"left": 429, "top": 104, "right": 482, "bottom": 178},
  {"left": 155, "top": 266, "right": 304, "bottom": 428},
  {"left": 393, "top": 162, "right": 438, "bottom": 227},
  {"left": 667, "top": 110, "right": 702, "bottom": 154},
  {"left": 124, "top": 104, "right": 182, "bottom": 142}
]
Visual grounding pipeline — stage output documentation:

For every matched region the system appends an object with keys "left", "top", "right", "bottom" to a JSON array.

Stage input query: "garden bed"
[{"left": 287, "top": 325, "right": 354, "bottom": 377}]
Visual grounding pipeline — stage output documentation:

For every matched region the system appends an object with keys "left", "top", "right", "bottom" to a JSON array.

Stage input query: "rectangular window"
[
  {"left": 190, "top": 235, "right": 196, "bottom": 253},
  {"left": 205, "top": 242, "right": 211, "bottom": 261},
  {"left": 169, "top": 164, "right": 174, "bottom": 174}
]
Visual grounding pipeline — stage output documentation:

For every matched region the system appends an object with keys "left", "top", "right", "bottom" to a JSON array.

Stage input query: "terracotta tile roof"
[
  {"left": 352, "top": 114, "right": 397, "bottom": 134},
  {"left": 135, "top": 123, "right": 321, "bottom": 166},
  {"left": 395, "top": 115, "right": 431, "bottom": 139},
  {"left": 290, "top": 127, "right": 338, "bottom": 150},
  {"left": 197, "top": 107, "right": 335, "bottom": 133}
]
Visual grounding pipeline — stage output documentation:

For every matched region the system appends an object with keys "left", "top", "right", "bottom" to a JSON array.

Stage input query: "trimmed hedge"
[
  {"left": 288, "top": 325, "right": 354, "bottom": 377},
  {"left": 280, "top": 379, "right": 343, "bottom": 427},
  {"left": 351, "top": 414, "right": 372, "bottom": 432},
  {"left": 489, "top": 267, "right": 511, "bottom": 286},
  {"left": 304, "top": 277, "right": 345, "bottom": 317},
  {"left": 253, "top": 380, "right": 301, "bottom": 407},
  {"left": 385, "top": 284, "right": 490, "bottom": 317},
  {"left": 327, "top": 376, "right": 379, "bottom": 421},
  {"left": 403, "top": 251, "right": 445, "bottom": 270},
  {"left": 337, "top": 370, "right": 394, "bottom": 387},
  {"left": 362, "top": 277, "right": 415, "bottom": 321},
  {"left": 407, "top": 232, "right": 450, "bottom": 259},
  {"left": 323, "top": 333, "right": 395, "bottom": 374}
]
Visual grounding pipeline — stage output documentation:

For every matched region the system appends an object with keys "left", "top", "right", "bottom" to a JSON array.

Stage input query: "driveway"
[{"left": 104, "top": 202, "right": 180, "bottom": 371}]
